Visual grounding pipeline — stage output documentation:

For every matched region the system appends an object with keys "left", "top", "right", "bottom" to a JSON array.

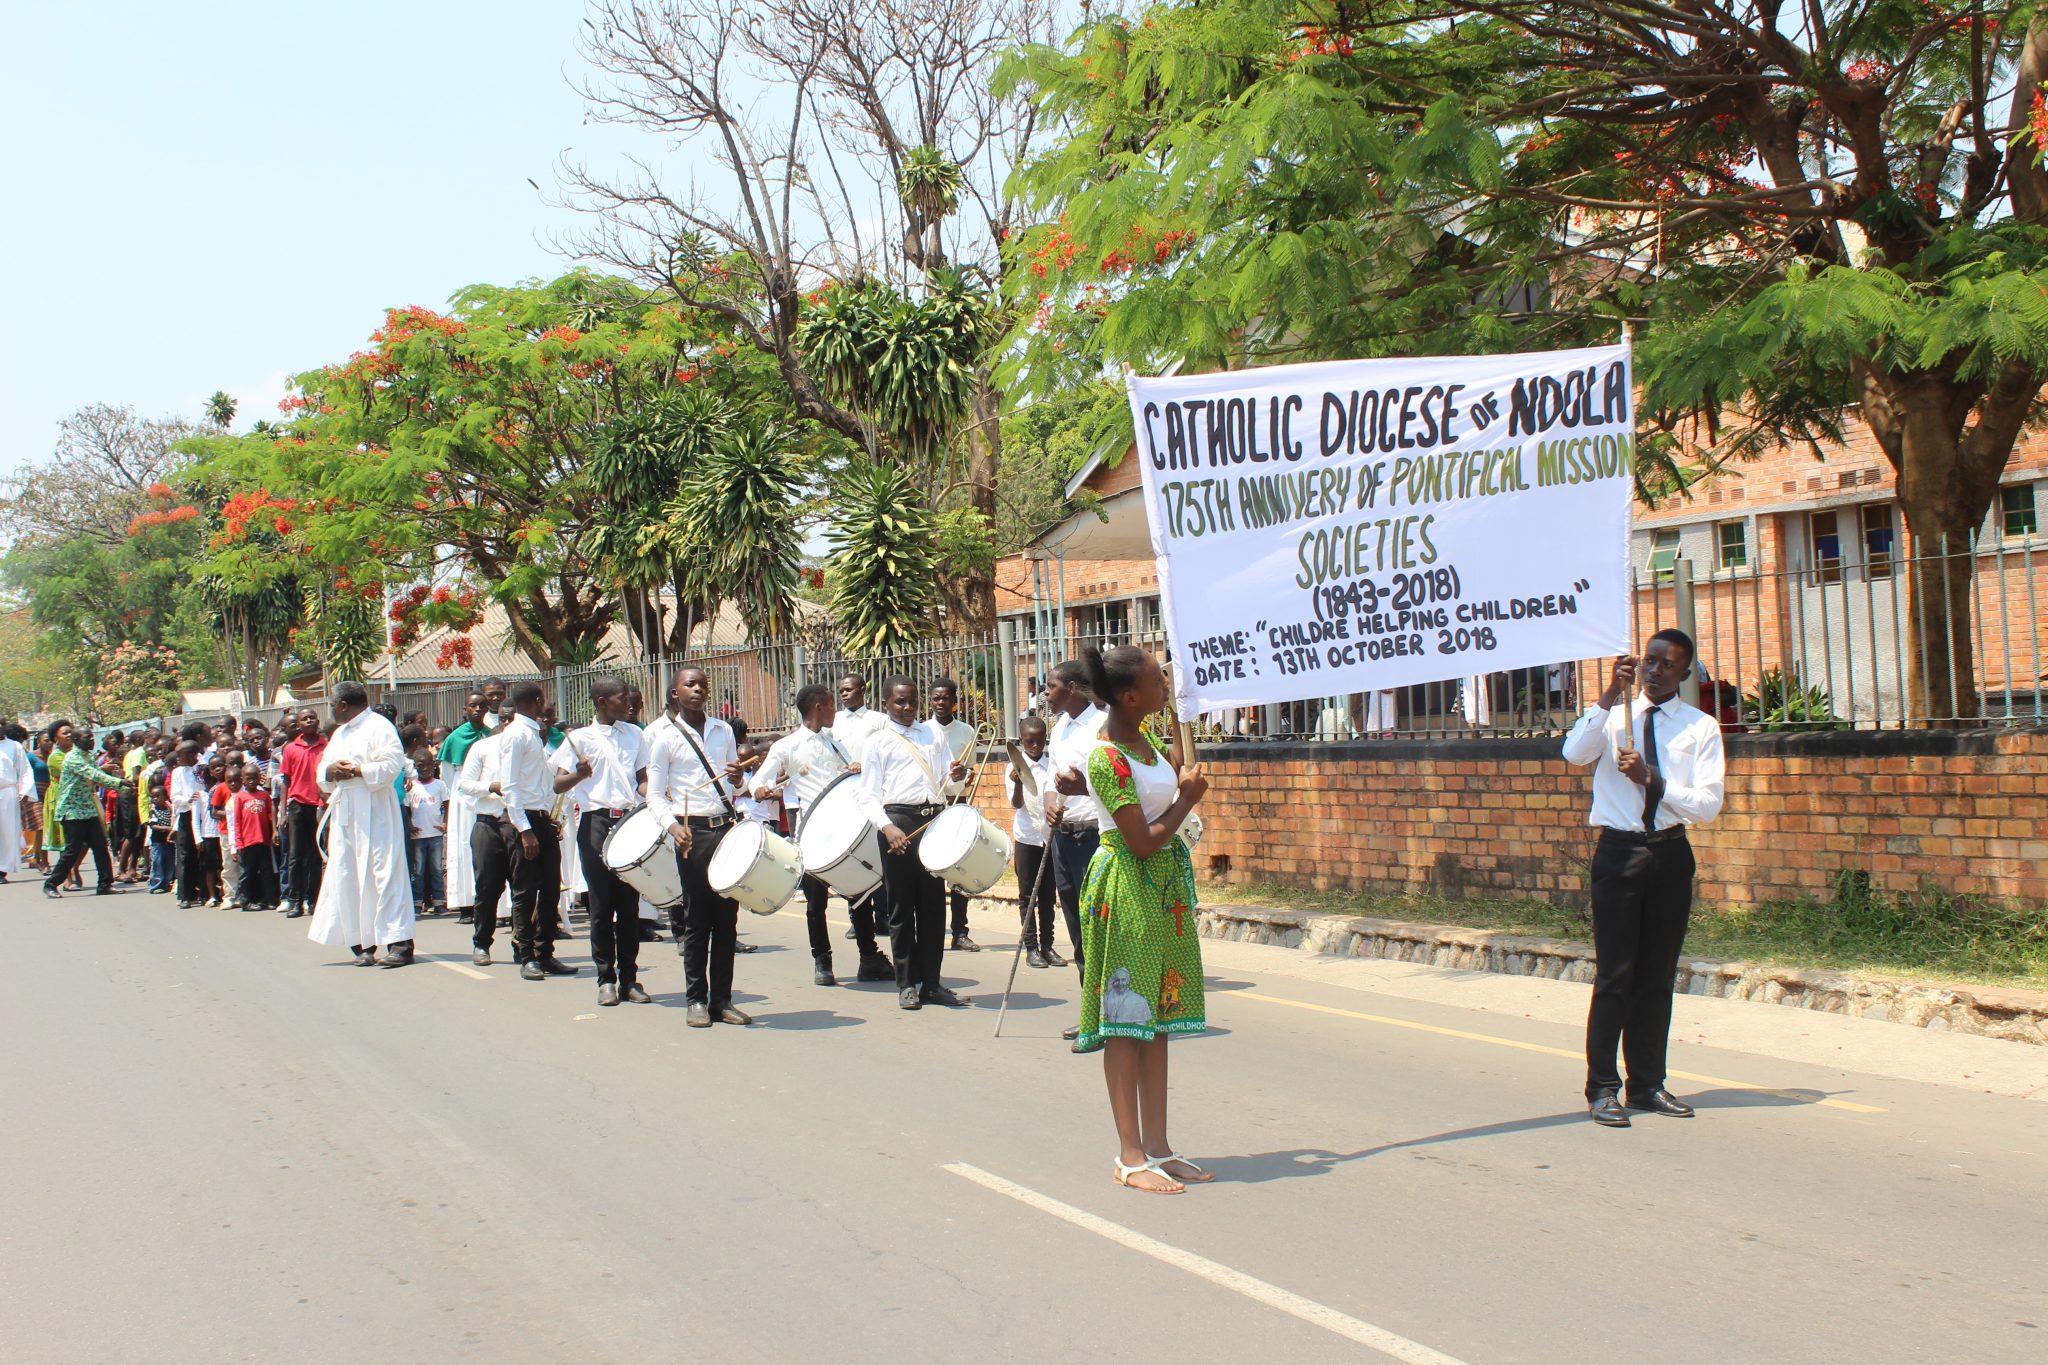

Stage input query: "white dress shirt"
[
  {"left": 1561, "top": 693, "right": 1725, "bottom": 831},
  {"left": 833, "top": 704, "right": 887, "bottom": 756},
  {"left": 933, "top": 716, "right": 976, "bottom": 760},
  {"left": 1010, "top": 750, "right": 1055, "bottom": 846},
  {"left": 646, "top": 714, "right": 740, "bottom": 825},
  {"left": 497, "top": 714, "right": 554, "bottom": 830},
  {"left": 170, "top": 763, "right": 206, "bottom": 817},
  {"left": 554, "top": 720, "right": 645, "bottom": 812},
  {"left": 457, "top": 730, "right": 507, "bottom": 819},
  {"left": 855, "top": 718, "right": 959, "bottom": 826},
  {"left": 1048, "top": 703, "right": 1107, "bottom": 831},
  {"left": 753, "top": 725, "right": 854, "bottom": 812}
]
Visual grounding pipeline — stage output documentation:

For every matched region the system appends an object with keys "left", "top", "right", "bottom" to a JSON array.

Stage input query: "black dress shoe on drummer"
[
  {"left": 472, "top": 949, "right": 491, "bottom": 967},
  {"left": 920, "top": 985, "right": 970, "bottom": 1008},
  {"left": 686, "top": 1001, "right": 712, "bottom": 1027},
  {"left": 1589, "top": 1092, "right": 1632, "bottom": 1127},
  {"left": 813, "top": 959, "right": 837, "bottom": 987},
  {"left": 539, "top": 956, "right": 578, "bottom": 977},
  {"left": 1628, "top": 1088, "right": 1695, "bottom": 1118},
  {"left": 1043, "top": 947, "right": 1069, "bottom": 968},
  {"left": 520, "top": 961, "right": 545, "bottom": 981},
  {"left": 898, "top": 986, "right": 922, "bottom": 1010},
  {"left": 623, "top": 983, "right": 652, "bottom": 1004},
  {"left": 734, "top": 940, "right": 759, "bottom": 953},
  {"left": 856, "top": 953, "right": 894, "bottom": 982},
  {"left": 714, "top": 1003, "right": 753, "bottom": 1026},
  {"left": 950, "top": 933, "right": 981, "bottom": 952},
  {"left": 597, "top": 983, "right": 620, "bottom": 1007},
  {"left": 1026, "top": 948, "right": 1050, "bottom": 969}
]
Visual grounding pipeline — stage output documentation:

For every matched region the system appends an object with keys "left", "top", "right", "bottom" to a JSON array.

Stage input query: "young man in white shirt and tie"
[
  {"left": 834, "top": 673, "right": 890, "bottom": 949},
  {"left": 855, "top": 676, "right": 969, "bottom": 1010},
  {"left": 554, "top": 675, "right": 649, "bottom": 1007},
  {"left": 755, "top": 683, "right": 893, "bottom": 986},
  {"left": 647, "top": 666, "right": 751, "bottom": 1028},
  {"left": 500, "top": 681, "right": 577, "bottom": 982},
  {"left": 1562, "top": 628, "right": 1726, "bottom": 1129},
  {"left": 928, "top": 677, "right": 982, "bottom": 952}
]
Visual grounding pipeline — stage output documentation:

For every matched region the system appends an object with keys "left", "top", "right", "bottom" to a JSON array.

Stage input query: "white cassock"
[
  {"left": 308, "top": 710, "right": 416, "bottom": 950},
  {"left": 443, "top": 777, "right": 477, "bottom": 910},
  {"left": 0, "top": 738, "right": 33, "bottom": 875}
]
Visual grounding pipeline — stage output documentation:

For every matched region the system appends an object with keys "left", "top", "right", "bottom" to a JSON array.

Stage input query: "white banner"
[{"left": 1126, "top": 343, "right": 1636, "bottom": 718}]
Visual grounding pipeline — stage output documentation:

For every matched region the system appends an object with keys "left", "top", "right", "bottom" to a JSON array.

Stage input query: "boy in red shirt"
[{"left": 229, "top": 766, "right": 278, "bottom": 911}]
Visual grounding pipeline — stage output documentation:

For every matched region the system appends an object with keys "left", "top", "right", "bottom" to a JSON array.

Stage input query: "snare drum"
[
  {"left": 798, "top": 773, "right": 883, "bottom": 900},
  {"left": 918, "top": 804, "right": 1011, "bottom": 895},
  {"left": 709, "top": 820, "right": 802, "bottom": 916},
  {"left": 601, "top": 806, "right": 685, "bottom": 908}
]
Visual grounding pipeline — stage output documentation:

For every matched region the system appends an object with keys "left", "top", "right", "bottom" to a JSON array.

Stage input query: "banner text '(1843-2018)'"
[{"left": 1125, "top": 344, "right": 1636, "bottom": 717}]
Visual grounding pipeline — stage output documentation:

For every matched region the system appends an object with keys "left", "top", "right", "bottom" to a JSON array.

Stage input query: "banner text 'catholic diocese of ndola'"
[{"left": 1126, "top": 344, "right": 1636, "bottom": 717}]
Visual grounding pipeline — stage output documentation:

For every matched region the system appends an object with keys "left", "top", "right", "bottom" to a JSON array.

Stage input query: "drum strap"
[
  {"left": 677, "top": 722, "right": 739, "bottom": 819},
  {"left": 888, "top": 730, "right": 945, "bottom": 803}
]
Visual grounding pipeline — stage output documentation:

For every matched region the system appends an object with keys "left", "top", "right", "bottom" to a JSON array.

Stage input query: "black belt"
[
  {"left": 473, "top": 812, "right": 504, "bottom": 829},
  {"left": 886, "top": 803, "right": 941, "bottom": 819},
  {"left": 582, "top": 807, "right": 633, "bottom": 820},
  {"left": 1054, "top": 822, "right": 1095, "bottom": 838},
  {"left": 685, "top": 814, "right": 734, "bottom": 830},
  {"left": 1599, "top": 825, "right": 1688, "bottom": 846}
]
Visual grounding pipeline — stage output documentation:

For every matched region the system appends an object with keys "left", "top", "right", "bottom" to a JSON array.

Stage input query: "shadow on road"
[{"left": 754, "top": 1009, "right": 867, "bottom": 1031}]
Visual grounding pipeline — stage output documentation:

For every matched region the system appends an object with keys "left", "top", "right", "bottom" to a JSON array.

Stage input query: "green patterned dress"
[{"left": 1076, "top": 738, "right": 1205, "bottom": 1048}]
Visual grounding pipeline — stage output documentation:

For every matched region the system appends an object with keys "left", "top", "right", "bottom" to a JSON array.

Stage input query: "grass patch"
[{"left": 1195, "top": 871, "right": 2048, "bottom": 991}]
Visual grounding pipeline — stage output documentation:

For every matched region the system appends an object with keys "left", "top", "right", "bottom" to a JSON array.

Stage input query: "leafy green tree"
[
  {"left": 203, "top": 391, "right": 238, "bottom": 431},
  {"left": 1003, "top": 0, "right": 2048, "bottom": 721},
  {"left": 827, "top": 461, "right": 943, "bottom": 653}
]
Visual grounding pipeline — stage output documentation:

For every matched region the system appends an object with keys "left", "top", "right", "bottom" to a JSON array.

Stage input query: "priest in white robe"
[
  {"left": 308, "top": 682, "right": 417, "bottom": 968},
  {"left": 0, "top": 727, "right": 37, "bottom": 879}
]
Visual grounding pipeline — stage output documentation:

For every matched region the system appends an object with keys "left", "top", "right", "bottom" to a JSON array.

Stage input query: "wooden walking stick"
[{"left": 993, "top": 819, "right": 1060, "bottom": 1039}]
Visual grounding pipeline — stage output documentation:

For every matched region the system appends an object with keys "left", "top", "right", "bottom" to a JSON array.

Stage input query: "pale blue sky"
[{"left": 0, "top": 1, "right": 638, "bottom": 470}]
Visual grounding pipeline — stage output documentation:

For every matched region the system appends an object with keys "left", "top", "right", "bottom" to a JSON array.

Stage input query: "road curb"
[{"left": 1181, "top": 903, "right": 2048, "bottom": 1047}]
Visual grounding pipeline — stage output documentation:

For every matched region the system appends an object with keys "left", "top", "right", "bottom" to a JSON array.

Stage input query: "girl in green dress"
[{"left": 1077, "top": 645, "right": 1213, "bottom": 1195}]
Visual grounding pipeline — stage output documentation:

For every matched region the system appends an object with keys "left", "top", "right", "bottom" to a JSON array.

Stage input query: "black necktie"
[{"left": 1641, "top": 705, "right": 1660, "bottom": 830}]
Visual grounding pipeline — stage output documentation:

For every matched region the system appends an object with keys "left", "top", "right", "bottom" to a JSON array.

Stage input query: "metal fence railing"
[{"left": 379, "top": 537, "right": 2043, "bottom": 740}]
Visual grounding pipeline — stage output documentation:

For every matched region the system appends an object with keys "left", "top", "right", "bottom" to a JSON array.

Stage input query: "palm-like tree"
[
  {"left": 203, "top": 391, "right": 238, "bottom": 430},
  {"left": 825, "top": 461, "right": 941, "bottom": 655},
  {"left": 659, "top": 421, "right": 807, "bottom": 641}
]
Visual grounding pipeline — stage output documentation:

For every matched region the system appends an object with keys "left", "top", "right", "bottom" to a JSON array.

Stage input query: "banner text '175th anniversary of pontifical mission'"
[{"left": 1125, "top": 344, "right": 1636, "bottom": 717}]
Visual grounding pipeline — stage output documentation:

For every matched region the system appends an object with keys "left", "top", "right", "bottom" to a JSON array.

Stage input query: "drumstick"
[
  {"left": 994, "top": 827, "right": 1060, "bottom": 1039},
  {"left": 674, "top": 752, "right": 764, "bottom": 796}
]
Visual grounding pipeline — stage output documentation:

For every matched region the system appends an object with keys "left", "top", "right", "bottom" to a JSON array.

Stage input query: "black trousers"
[
  {"left": 238, "top": 846, "right": 278, "bottom": 907},
  {"left": 948, "top": 885, "right": 970, "bottom": 938},
  {"left": 677, "top": 822, "right": 739, "bottom": 1006},
  {"left": 882, "top": 804, "right": 946, "bottom": 991},
  {"left": 507, "top": 811, "right": 561, "bottom": 964},
  {"left": 1051, "top": 825, "right": 1097, "bottom": 973},
  {"left": 579, "top": 811, "right": 641, "bottom": 989},
  {"left": 1014, "top": 841, "right": 1053, "bottom": 951},
  {"left": 48, "top": 817, "right": 112, "bottom": 893},
  {"left": 174, "top": 812, "right": 201, "bottom": 902},
  {"left": 1585, "top": 831, "right": 1696, "bottom": 1100},
  {"left": 470, "top": 815, "right": 514, "bottom": 954},
  {"left": 286, "top": 800, "right": 324, "bottom": 907}
]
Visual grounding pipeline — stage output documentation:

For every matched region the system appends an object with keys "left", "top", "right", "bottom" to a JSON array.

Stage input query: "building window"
[
  {"left": 1136, "top": 595, "right": 1162, "bottom": 635},
  {"left": 1647, "top": 528, "right": 1680, "bottom": 583},
  {"left": 1810, "top": 510, "right": 1843, "bottom": 584},
  {"left": 2001, "top": 483, "right": 2038, "bottom": 539},
  {"left": 1861, "top": 503, "right": 1895, "bottom": 580},
  {"left": 1716, "top": 519, "right": 1748, "bottom": 569}
]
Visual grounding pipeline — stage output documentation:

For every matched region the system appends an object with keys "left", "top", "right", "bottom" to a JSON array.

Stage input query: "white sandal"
[
  {"left": 1147, "top": 1153, "right": 1214, "bottom": 1183},
  {"left": 1114, "top": 1158, "right": 1184, "bottom": 1194}
]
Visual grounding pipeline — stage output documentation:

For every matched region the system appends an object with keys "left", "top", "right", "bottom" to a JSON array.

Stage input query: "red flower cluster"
[
  {"left": 2032, "top": 92, "right": 2048, "bottom": 161},
  {"left": 435, "top": 636, "right": 475, "bottom": 671},
  {"left": 147, "top": 481, "right": 174, "bottom": 499},
  {"left": 126, "top": 505, "right": 200, "bottom": 536},
  {"left": 1277, "top": 24, "right": 1353, "bottom": 66},
  {"left": 541, "top": 326, "right": 583, "bottom": 345},
  {"left": 371, "top": 305, "right": 466, "bottom": 345},
  {"left": 214, "top": 489, "right": 298, "bottom": 546}
]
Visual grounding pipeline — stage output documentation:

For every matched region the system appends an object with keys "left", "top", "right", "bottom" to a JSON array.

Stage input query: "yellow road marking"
[
  {"left": 1235, "top": 991, "right": 1886, "bottom": 1114},
  {"left": 433, "top": 960, "right": 492, "bottom": 981}
]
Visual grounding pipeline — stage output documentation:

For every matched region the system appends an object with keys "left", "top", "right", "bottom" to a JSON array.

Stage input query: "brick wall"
[{"left": 965, "top": 728, "right": 2048, "bottom": 907}]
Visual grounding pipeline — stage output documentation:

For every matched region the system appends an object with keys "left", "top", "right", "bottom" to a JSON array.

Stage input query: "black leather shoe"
[
  {"left": 1026, "top": 949, "right": 1050, "bottom": 969},
  {"left": 352, "top": 947, "right": 379, "bottom": 967},
  {"left": 472, "top": 949, "right": 491, "bottom": 967},
  {"left": 282, "top": 905, "right": 304, "bottom": 919},
  {"left": 379, "top": 942, "right": 415, "bottom": 969},
  {"left": 920, "top": 985, "right": 970, "bottom": 1008},
  {"left": 856, "top": 954, "right": 894, "bottom": 982},
  {"left": 898, "top": 986, "right": 922, "bottom": 1010},
  {"left": 41, "top": 883, "right": 60, "bottom": 900},
  {"left": 1628, "top": 1088, "right": 1696, "bottom": 1118},
  {"left": 715, "top": 1003, "right": 753, "bottom": 1025},
  {"left": 520, "top": 961, "right": 545, "bottom": 981},
  {"left": 686, "top": 1001, "right": 712, "bottom": 1027},
  {"left": 734, "top": 940, "right": 759, "bottom": 954},
  {"left": 813, "top": 961, "right": 836, "bottom": 987},
  {"left": 597, "top": 983, "right": 620, "bottom": 1007},
  {"left": 950, "top": 934, "right": 981, "bottom": 952},
  {"left": 623, "top": 983, "right": 652, "bottom": 1004},
  {"left": 540, "top": 957, "right": 578, "bottom": 977},
  {"left": 1043, "top": 948, "right": 1069, "bottom": 968},
  {"left": 94, "top": 886, "right": 117, "bottom": 896},
  {"left": 456, "top": 910, "right": 474, "bottom": 924},
  {"left": 1589, "top": 1093, "right": 1632, "bottom": 1127}
]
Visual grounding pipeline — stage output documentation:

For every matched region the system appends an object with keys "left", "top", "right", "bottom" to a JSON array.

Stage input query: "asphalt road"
[{"left": 2, "top": 879, "right": 2042, "bottom": 1364}]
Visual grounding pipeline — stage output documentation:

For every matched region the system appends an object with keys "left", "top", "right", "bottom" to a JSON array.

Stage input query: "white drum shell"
[
  {"left": 602, "top": 807, "right": 685, "bottom": 908},
  {"left": 918, "top": 805, "right": 1011, "bottom": 896},
  {"left": 708, "top": 820, "right": 802, "bottom": 916},
  {"left": 799, "top": 776, "right": 884, "bottom": 900}
]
